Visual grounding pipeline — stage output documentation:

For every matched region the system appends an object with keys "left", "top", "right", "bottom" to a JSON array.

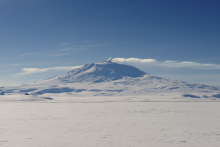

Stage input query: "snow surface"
[{"left": 0, "top": 101, "right": 220, "bottom": 147}]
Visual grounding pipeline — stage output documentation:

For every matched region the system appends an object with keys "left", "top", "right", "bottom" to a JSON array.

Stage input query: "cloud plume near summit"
[
  {"left": 112, "top": 58, "right": 156, "bottom": 63},
  {"left": 112, "top": 57, "right": 220, "bottom": 69}
]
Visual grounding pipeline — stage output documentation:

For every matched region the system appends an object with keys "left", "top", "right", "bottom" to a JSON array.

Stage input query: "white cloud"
[
  {"left": 17, "top": 66, "right": 82, "bottom": 75},
  {"left": 112, "top": 57, "right": 220, "bottom": 69},
  {"left": 112, "top": 57, "right": 156, "bottom": 63}
]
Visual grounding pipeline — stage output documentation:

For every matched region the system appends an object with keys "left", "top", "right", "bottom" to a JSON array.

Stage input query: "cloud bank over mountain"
[{"left": 112, "top": 57, "right": 220, "bottom": 69}]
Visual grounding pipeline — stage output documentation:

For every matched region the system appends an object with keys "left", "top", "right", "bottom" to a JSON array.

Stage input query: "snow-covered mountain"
[
  {"left": 1, "top": 60, "right": 220, "bottom": 101},
  {"left": 40, "top": 60, "right": 146, "bottom": 84}
]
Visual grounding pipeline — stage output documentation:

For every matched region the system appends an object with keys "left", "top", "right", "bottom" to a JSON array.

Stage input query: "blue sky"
[{"left": 0, "top": 0, "right": 220, "bottom": 86}]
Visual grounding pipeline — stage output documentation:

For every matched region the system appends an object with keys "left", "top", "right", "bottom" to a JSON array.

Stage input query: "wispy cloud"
[
  {"left": 74, "top": 43, "right": 109, "bottom": 48},
  {"left": 165, "top": 61, "right": 220, "bottom": 69},
  {"left": 59, "top": 42, "right": 73, "bottom": 46},
  {"left": 17, "top": 66, "right": 82, "bottom": 75},
  {"left": 3, "top": 64, "right": 22, "bottom": 67},
  {"left": 112, "top": 57, "right": 156, "bottom": 63},
  {"left": 60, "top": 48, "right": 85, "bottom": 51},
  {"left": 19, "top": 52, "right": 42, "bottom": 56},
  {"left": 59, "top": 41, "right": 109, "bottom": 49},
  {"left": 59, "top": 40, "right": 102, "bottom": 46},
  {"left": 49, "top": 52, "right": 72, "bottom": 57},
  {"left": 57, "top": 41, "right": 109, "bottom": 57},
  {"left": 18, "top": 46, "right": 85, "bottom": 58},
  {"left": 112, "top": 57, "right": 220, "bottom": 69}
]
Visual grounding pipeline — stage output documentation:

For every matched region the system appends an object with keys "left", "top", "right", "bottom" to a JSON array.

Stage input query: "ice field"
[{"left": 0, "top": 100, "right": 220, "bottom": 147}]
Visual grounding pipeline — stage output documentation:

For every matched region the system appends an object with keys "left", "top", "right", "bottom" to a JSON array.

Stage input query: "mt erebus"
[{"left": 1, "top": 59, "right": 220, "bottom": 101}]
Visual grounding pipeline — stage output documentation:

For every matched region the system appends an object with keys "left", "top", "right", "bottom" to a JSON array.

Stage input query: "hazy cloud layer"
[
  {"left": 17, "top": 66, "right": 82, "bottom": 75},
  {"left": 112, "top": 57, "right": 220, "bottom": 69}
]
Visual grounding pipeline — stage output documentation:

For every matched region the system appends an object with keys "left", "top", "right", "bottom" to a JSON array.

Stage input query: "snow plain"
[{"left": 0, "top": 99, "right": 220, "bottom": 147}]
